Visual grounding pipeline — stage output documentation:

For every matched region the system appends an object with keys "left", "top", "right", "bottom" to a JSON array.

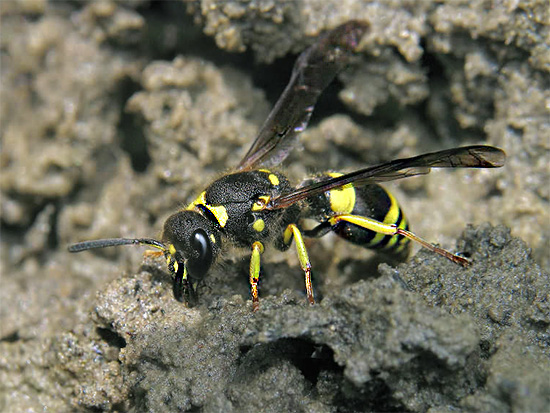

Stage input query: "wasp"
[{"left": 68, "top": 21, "right": 505, "bottom": 311}]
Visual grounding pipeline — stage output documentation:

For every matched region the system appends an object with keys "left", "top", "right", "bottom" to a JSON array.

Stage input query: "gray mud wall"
[{"left": 1, "top": 1, "right": 549, "bottom": 412}]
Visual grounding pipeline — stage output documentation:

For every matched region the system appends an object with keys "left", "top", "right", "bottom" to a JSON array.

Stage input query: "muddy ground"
[{"left": 1, "top": 1, "right": 549, "bottom": 411}]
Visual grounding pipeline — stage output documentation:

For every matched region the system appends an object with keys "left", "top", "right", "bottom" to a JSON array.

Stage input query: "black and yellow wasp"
[{"left": 69, "top": 21, "right": 505, "bottom": 311}]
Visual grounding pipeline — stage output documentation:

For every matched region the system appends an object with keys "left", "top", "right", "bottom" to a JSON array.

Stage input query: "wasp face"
[{"left": 162, "top": 211, "right": 221, "bottom": 302}]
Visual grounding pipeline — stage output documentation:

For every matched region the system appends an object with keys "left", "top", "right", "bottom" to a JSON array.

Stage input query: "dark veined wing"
[
  {"left": 266, "top": 145, "right": 506, "bottom": 210},
  {"left": 237, "top": 20, "right": 368, "bottom": 171}
]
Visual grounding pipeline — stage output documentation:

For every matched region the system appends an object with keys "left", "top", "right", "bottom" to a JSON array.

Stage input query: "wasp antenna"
[{"left": 68, "top": 238, "right": 166, "bottom": 253}]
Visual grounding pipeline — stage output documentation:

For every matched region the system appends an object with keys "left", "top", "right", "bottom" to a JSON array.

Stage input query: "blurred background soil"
[{"left": 1, "top": 1, "right": 549, "bottom": 411}]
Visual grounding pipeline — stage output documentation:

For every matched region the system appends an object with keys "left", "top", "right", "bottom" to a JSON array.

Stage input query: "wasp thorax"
[{"left": 162, "top": 211, "right": 221, "bottom": 281}]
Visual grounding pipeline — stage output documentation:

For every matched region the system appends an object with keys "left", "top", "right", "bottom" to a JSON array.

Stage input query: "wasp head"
[{"left": 162, "top": 211, "right": 222, "bottom": 304}]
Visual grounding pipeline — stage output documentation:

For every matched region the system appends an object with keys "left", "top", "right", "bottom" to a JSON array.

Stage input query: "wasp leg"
[
  {"left": 328, "top": 214, "right": 471, "bottom": 267},
  {"left": 302, "top": 221, "right": 332, "bottom": 238},
  {"left": 249, "top": 241, "right": 265, "bottom": 312},
  {"left": 186, "top": 279, "right": 199, "bottom": 307},
  {"left": 172, "top": 261, "right": 191, "bottom": 303},
  {"left": 283, "top": 224, "right": 315, "bottom": 305},
  {"left": 143, "top": 249, "right": 164, "bottom": 258}
]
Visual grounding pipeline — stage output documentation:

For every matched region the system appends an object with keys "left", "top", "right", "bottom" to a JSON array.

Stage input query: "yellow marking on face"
[
  {"left": 258, "top": 169, "right": 271, "bottom": 173},
  {"left": 327, "top": 172, "right": 356, "bottom": 214},
  {"left": 186, "top": 191, "right": 207, "bottom": 210},
  {"left": 251, "top": 195, "right": 270, "bottom": 211},
  {"left": 210, "top": 234, "right": 216, "bottom": 244},
  {"left": 253, "top": 218, "right": 265, "bottom": 232},
  {"left": 268, "top": 173, "right": 279, "bottom": 186},
  {"left": 166, "top": 244, "right": 177, "bottom": 271},
  {"left": 168, "top": 244, "right": 177, "bottom": 255}
]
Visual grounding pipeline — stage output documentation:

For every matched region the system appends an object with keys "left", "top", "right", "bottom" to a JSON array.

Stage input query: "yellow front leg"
[
  {"left": 249, "top": 241, "right": 264, "bottom": 312},
  {"left": 328, "top": 214, "right": 471, "bottom": 267},
  {"left": 284, "top": 223, "right": 315, "bottom": 305},
  {"left": 143, "top": 249, "right": 164, "bottom": 258}
]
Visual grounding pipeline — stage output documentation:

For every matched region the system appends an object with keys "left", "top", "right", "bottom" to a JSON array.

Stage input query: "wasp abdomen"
[{"left": 303, "top": 173, "right": 410, "bottom": 258}]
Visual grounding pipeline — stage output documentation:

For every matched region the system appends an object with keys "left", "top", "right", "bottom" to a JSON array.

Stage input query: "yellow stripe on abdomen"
[
  {"left": 364, "top": 188, "right": 402, "bottom": 248},
  {"left": 327, "top": 172, "right": 356, "bottom": 214}
]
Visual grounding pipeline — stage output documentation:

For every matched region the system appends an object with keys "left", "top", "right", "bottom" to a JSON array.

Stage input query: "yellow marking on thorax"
[
  {"left": 186, "top": 191, "right": 207, "bottom": 210},
  {"left": 186, "top": 191, "right": 229, "bottom": 228},
  {"left": 259, "top": 169, "right": 280, "bottom": 187},
  {"left": 252, "top": 195, "right": 270, "bottom": 211},
  {"left": 166, "top": 243, "right": 178, "bottom": 271},
  {"left": 208, "top": 204, "right": 229, "bottom": 227},
  {"left": 268, "top": 174, "right": 279, "bottom": 186},
  {"left": 253, "top": 218, "right": 265, "bottom": 232},
  {"left": 327, "top": 172, "right": 356, "bottom": 214}
]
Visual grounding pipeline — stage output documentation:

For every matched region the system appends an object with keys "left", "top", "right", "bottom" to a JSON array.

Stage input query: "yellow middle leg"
[
  {"left": 284, "top": 223, "right": 315, "bottom": 305},
  {"left": 249, "top": 241, "right": 264, "bottom": 312},
  {"left": 143, "top": 250, "right": 164, "bottom": 258}
]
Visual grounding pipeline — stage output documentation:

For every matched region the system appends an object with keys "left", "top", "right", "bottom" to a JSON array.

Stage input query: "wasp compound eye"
[
  {"left": 187, "top": 229, "right": 213, "bottom": 280},
  {"left": 191, "top": 229, "right": 211, "bottom": 262}
]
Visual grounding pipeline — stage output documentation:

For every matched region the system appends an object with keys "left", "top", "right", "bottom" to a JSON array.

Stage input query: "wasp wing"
[
  {"left": 237, "top": 20, "right": 368, "bottom": 171},
  {"left": 266, "top": 145, "right": 506, "bottom": 210}
]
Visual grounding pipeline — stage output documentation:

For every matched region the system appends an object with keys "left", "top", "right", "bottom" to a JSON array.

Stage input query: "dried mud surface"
[{"left": 1, "top": 1, "right": 549, "bottom": 412}]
